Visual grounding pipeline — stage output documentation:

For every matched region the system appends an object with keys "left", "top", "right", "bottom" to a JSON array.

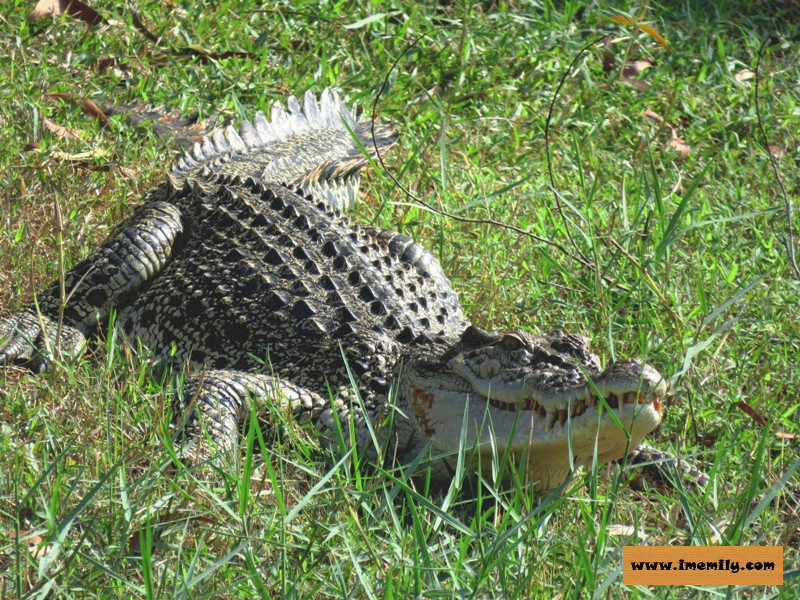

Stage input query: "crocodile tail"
[{"left": 170, "top": 89, "right": 396, "bottom": 213}]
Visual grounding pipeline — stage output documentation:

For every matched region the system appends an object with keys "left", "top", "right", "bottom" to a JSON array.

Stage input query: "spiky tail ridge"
[{"left": 168, "top": 89, "right": 396, "bottom": 213}]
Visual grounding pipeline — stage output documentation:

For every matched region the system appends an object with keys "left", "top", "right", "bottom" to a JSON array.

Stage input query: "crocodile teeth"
[
  {"left": 545, "top": 412, "right": 557, "bottom": 431},
  {"left": 574, "top": 400, "right": 586, "bottom": 416},
  {"left": 521, "top": 397, "right": 539, "bottom": 411},
  {"left": 486, "top": 389, "right": 652, "bottom": 425}
]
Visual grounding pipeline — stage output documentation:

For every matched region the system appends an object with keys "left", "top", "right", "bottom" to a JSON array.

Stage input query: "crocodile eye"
[{"left": 500, "top": 334, "right": 524, "bottom": 351}]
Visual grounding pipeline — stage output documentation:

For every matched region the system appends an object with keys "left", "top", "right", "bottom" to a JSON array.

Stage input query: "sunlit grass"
[{"left": 1, "top": 0, "right": 798, "bottom": 597}]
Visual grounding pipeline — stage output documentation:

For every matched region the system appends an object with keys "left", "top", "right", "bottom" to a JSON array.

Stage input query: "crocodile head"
[{"left": 397, "top": 325, "right": 666, "bottom": 489}]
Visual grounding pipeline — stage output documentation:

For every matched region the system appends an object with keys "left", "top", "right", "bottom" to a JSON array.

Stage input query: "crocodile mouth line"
[{"left": 486, "top": 392, "right": 663, "bottom": 430}]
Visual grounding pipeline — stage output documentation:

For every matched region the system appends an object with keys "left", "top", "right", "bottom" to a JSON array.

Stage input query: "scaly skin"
[{"left": 0, "top": 89, "right": 675, "bottom": 490}]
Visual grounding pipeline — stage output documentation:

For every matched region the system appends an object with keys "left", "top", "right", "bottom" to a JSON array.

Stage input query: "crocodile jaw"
[
  {"left": 398, "top": 326, "right": 667, "bottom": 489},
  {"left": 405, "top": 383, "right": 662, "bottom": 489}
]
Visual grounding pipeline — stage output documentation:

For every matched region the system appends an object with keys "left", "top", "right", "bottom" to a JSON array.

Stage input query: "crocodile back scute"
[{"left": 116, "top": 178, "right": 468, "bottom": 390}]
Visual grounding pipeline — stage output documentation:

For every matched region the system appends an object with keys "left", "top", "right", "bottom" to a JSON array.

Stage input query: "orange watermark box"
[{"left": 623, "top": 546, "right": 783, "bottom": 586}]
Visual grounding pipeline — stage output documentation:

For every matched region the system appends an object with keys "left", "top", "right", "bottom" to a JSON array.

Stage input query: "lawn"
[{"left": 0, "top": 0, "right": 798, "bottom": 597}]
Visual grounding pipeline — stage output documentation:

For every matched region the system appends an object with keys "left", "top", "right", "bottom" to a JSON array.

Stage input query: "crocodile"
[{"left": 0, "top": 89, "right": 674, "bottom": 490}]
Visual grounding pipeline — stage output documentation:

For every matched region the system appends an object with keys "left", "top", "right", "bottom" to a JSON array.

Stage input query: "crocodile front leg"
[
  {"left": 627, "top": 443, "right": 710, "bottom": 490},
  {"left": 173, "top": 370, "right": 382, "bottom": 463},
  {"left": 0, "top": 201, "right": 183, "bottom": 372}
]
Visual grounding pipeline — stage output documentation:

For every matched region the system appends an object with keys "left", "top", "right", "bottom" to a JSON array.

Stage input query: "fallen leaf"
[
  {"left": 94, "top": 57, "right": 115, "bottom": 72},
  {"left": 643, "top": 110, "right": 690, "bottom": 159},
  {"left": 607, "top": 524, "right": 652, "bottom": 541},
  {"left": 622, "top": 78, "right": 650, "bottom": 91},
  {"left": 18, "top": 530, "right": 52, "bottom": 559},
  {"left": 50, "top": 148, "right": 108, "bottom": 162},
  {"left": 131, "top": 9, "right": 158, "bottom": 42},
  {"left": 43, "top": 93, "right": 110, "bottom": 128},
  {"left": 111, "top": 165, "right": 137, "bottom": 179},
  {"left": 776, "top": 431, "right": 798, "bottom": 441},
  {"left": 602, "top": 37, "right": 615, "bottom": 73},
  {"left": 127, "top": 531, "right": 141, "bottom": 555},
  {"left": 81, "top": 99, "right": 110, "bottom": 128},
  {"left": 766, "top": 144, "right": 783, "bottom": 157},
  {"left": 734, "top": 69, "right": 755, "bottom": 83},
  {"left": 670, "top": 131, "right": 690, "bottom": 160},
  {"left": 44, "top": 92, "right": 109, "bottom": 131},
  {"left": 601, "top": 38, "right": 651, "bottom": 90},
  {"left": 636, "top": 23, "right": 672, "bottom": 53},
  {"left": 44, "top": 91, "right": 72, "bottom": 102},
  {"left": 44, "top": 117, "right": 82, "bottom": 141},
  {"left": 30, "top": 0, "right": 105, "bottom": 26},
  {"left": 643, "top": 108, "right": 663, "bottom": 122},
  {"left": 102, "top": 100, "right": 219, "bottom": 148},
  {"left": 607, "top": 15, "right": 673, "bottom": 53},
  {"left": 623, "top": 60, "right": 653, "bottom": 78},
  {"left": 736, "top": 401, "right": 767, "bottom": 426}
]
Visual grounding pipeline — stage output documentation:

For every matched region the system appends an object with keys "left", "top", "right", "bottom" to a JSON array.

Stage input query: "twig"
[
  {"left": 545, "top": 35, "right": 608, "bottom": 264},
  {"left": 130, "top": 8, "right": 159, "bottom": 43},
  {"left": 369, "top": 29, "right": 614, "bottom": 281},
  {"left": 754, "top": 36, "right": 800, "bottom": 280},
  {"left": 55, "top": 197, "right": 66, "bottom": 367}
]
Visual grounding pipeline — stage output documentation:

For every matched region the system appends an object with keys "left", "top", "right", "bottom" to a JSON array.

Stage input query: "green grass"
[{"left": 1, "top": 0, "right": 799, "bottom": 597}]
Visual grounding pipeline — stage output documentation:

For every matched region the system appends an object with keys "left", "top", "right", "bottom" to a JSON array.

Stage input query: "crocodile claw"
[{"left": 0, "top": 309, "right": 86, "bottom": 372}]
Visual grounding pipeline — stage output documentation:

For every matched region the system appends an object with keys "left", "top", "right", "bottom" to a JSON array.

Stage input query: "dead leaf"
[
  {"left": 734, "top": 69, "right": 755, "bottom": 83},
  {"left": 27, "top": 535, "right": 51, "bottom": 558},
  {"left": 607, "top": 524, "right": 651, "bottom": 541},
  {"left": 766, "top": 144, "right": 783, "bottom": 157},
  {"left": 44, "top": 91, "right": 72, "bottom": 102},
  {"left": 622, "top": 78, "right": 650, "bottom": 91},
  {"left": 127, "top": 531, "right": 141, "bottom": 555},
  {"left": 101, "top": 100, "right": 219, "bottom": 148},
  {"left": 30, "top": 0, "right": 105, "bottom": 26},
  {"left": 112, "top": 165, "right": 137, "bottom": 179},
  {"left": 623, "top": 60, "right": 652, "bottom": 78},
  {"left": 643, "top": 110, "right": 690, "bottom": 159},
  {"left": 50, "top": 148, "right": 107, "bottom": 162},
  {"left": 670, "top": 131, "right": 690, "bottom": 160},
  {"left": 44, "top": 117, "right": 82, "bottom": 141},
  {"left": 606, "top": 15, "right": 673, "bottom": 53},
  {"left": 643, "top": 109, "right": 663, "bottom": 123},
  {"left": 94, "top": 57, "right": 115, "bottom": 72},
  {"left": 18, "top": 531, "right": 52, "bottom": 559},
  {"left": 81, "top": 99, "right": 110, "bottom": 128},
  {"left": 636, "top": 23, "right": 672, "bottom": 53},
  {"left": 131, "top": 9, "right": 158, "bottom": 42},
  {"left": 43, "top": 93, "right": 110, "bottom": 128},
  {"left": 736, "top": 401, "right": 767, "bottom": 426},
  {"left": 602, "top": 37, "right": 615, "bottom": 73}
]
